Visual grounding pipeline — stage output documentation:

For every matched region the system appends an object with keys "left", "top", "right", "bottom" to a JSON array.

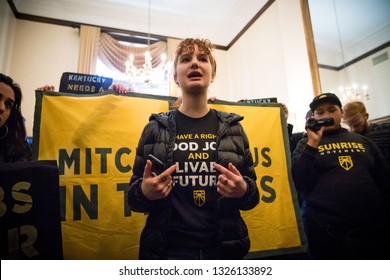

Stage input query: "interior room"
[
  {"left": 2, "top": 1, "right": 390, "bottom": 270},
  {"left": 1, "top": 0, "right": 389, "bottom": 135}
]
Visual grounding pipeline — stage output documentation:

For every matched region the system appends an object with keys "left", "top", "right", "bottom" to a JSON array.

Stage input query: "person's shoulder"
[
  {"left": 331, "top": 128, "right": 367, "bottom": 141},
  {"left": 149, "top": 110, "right": 172, "bottom": 120},
  {"left": 370, "top": 122, "right": 390, "bottom": 131},
  {"left": 347, "top": 130, "right": 379, "bottom": 147},
  {"left": 213, "top": 109, "right": 243, "bottom": 123},
  {"left": 367, "top": 122, "right": 390, "bottom": 138},
  {"left": 147, "top": 110, "right": 175, "bottom": 128}
]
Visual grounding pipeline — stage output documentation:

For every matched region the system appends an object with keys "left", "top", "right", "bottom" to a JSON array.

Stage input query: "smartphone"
[{"left": 147, "top": 154, "right": 166, "bottom": 175}]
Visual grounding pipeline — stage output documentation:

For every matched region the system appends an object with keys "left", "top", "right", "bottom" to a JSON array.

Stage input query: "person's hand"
[
  {"left": 109, "top": 84, "right": 128, "bottom": 94},
  {"left": 36, "top": 85, "right": 55, "bottom": 91},
  {"left": 140, "top": 160, "right": 176, "bottom": 200},
  {"left": 214, "top": 163, "right": 247, "bottom": 198},
  {"left": 208, "top": 96, "right": 217, "bottom": 102},
  {"left": 305, "top": 120, "right": 325, "bottom": 149}
]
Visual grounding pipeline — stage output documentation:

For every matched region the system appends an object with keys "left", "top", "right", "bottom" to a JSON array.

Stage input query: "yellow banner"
[{"left": 33, "top": 91, "right": 305, "bottom": 259}]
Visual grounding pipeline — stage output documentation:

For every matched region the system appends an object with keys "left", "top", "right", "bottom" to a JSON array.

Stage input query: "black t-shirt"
[{"left": 169, "top": 109, "right": 219, "bottom": 248}]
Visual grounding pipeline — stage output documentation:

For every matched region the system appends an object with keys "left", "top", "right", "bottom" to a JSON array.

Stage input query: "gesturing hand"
[
  {"left": 141, "top": 160, "right": 176, "bottom": 200},
  {"left": 214, "top": 163, "right": 247, "bottom": 198}
]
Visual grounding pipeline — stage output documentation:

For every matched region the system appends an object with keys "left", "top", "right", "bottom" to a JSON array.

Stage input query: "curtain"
[
  {"left": 99, "top": 32, "right": 167, "bottom": 73},
  {"left": 77, "top": 25, "right": 101, "bottom": 74}
]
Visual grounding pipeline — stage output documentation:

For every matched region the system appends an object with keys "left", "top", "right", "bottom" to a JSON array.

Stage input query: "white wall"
[
  {"left": 208, "top": 47, "right": 228, "bottom": 101},
  {"left": 226, "top": 0, "right": 313, "bottom": 132},
  {"left": 227, "top": 3, "right": 289, "bottom": 102},
  {"left": 7, "top": 20, "right": 80, "bottom": 136},
  {"left": 319, "top": 46, "right": 390, "bottom": 121},
  {"left": 0, "top": 0, "right": 16, "bottom": 73},
  {"left": 346, "top": 47, "right": 390, "bottom": 120}
]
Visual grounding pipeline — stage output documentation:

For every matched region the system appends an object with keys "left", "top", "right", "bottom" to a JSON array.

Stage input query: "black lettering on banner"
[
  {"left": 60, "top": 183, "right": 132, "bottom": 220},
  {"left": 59, "top": 148, "right": 80, "bottom": 175},
  {"left": 252, "top": 147, "right": 259, "bottom": 167},
  {"left": 117, "top": 183, "right": 131, "bottom": 217},
  {"left": 86, "top": 147, "right": 92, "bottom": 174},
  {"left": 73, "top": 184, "right": 98, "bottom": 220},
  {"left": 260, "top": 176, "right": 276, "bottom": 203},
  {"left": 261, "top": 147, "right": 272, "bottom": 167},
  {"left": 252, "top": 147, "right": 276, "bottom": 203},
  {"left": 58, "top": 147, "right": 132, "bottom": 175},
  {"left": 252, "top": 147, "right": 272, "bottom": 168},
  {"left": 96, "top": 148, "right": 112, "bottom": 173},
  {"left": 115, "top": 147, "right": 131, "bottom": 173}
]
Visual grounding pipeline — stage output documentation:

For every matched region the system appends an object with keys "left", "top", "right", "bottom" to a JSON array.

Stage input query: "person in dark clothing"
[
  {"left": 0, "top": 73, "right": 31, "bottom": 163},
  {"left": 128, "top": 38, "right": 259, "bottom": 260},
  {"left": 343, "top": 101, "right": 390, "bottom": 166},
  {"left": 292, "top": 93, "right": 390, "bottom": 260},
  {"left": 286, "top": 108, "right": 313, "bottom": 154}
]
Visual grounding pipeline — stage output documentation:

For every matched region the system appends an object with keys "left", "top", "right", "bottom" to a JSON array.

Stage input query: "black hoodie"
[{"left": 292, "top": 128, "right": 390, "bottom": 228}]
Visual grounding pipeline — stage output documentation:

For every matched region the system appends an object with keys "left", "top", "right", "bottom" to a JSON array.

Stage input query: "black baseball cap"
[{"left": 309, "top": 93, "right": 342, "bottom": 111}]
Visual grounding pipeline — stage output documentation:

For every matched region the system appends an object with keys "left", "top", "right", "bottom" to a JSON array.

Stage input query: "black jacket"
[{"left": 128, "top": 109, "right": 259, "bottom": 259}]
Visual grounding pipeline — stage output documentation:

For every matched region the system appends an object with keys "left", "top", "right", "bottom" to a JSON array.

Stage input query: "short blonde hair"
[{"left": 173, "top": 38, "right": 217, "bottom": 82}]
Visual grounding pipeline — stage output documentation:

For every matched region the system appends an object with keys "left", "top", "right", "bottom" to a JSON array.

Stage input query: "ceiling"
[
  {"left": 308, "top": 0, "right": 390, "bottom": 67},
  {"left": 11, "top": 0, "right": 270, "bottom": 47},
  {"left": 9, "top": 0, "right": 390, "bottom": 67}
]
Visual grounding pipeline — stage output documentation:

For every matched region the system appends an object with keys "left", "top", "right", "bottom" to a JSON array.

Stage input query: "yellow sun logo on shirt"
[
  {"left": 339, "top": 156, "right": 353, "bottom": 171},
  {"left": 193, "top": 190, "right": 205, "bottom": 207}
]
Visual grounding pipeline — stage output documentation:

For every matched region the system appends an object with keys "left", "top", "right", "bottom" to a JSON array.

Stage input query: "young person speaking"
[{"left": 128, "top": 38, "right": 259, "bottom": 260}]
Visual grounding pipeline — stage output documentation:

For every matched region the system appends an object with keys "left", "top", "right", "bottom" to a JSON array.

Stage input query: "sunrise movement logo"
[
  {"left": 318, "top": 141, "right": 366, "bottom": 155},
  {"left": 193, "top": 190, "right": 206, "bottom": 207},
  {"left": 339, "top": 156, "right": 353, "bottom": 171}
]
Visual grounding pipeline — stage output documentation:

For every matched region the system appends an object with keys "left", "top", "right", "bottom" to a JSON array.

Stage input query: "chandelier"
[
  {"left": 333, "top": 0, "right": 369, "bottom": 104},
  {"left": 125, "top": 51, "right": 170, "bottom": 86},
  {"left": 125, "top": 0, "right": 171, "bottom": 93},
  {"left": 339, "top": 83, "right": 369, "bottom": 104}
]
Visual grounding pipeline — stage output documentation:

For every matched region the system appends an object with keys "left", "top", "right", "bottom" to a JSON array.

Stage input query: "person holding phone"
[
  {"left": 128, "top": 38, "right": 259, "bottom": 260},
  {"left": 292, "top": 93, "right": 390, "bottom": 259}
]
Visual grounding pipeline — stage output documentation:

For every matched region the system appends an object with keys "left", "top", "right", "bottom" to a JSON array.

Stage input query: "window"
[{"left": 96, "top": 36, "right": 171, "bottom": 96}]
